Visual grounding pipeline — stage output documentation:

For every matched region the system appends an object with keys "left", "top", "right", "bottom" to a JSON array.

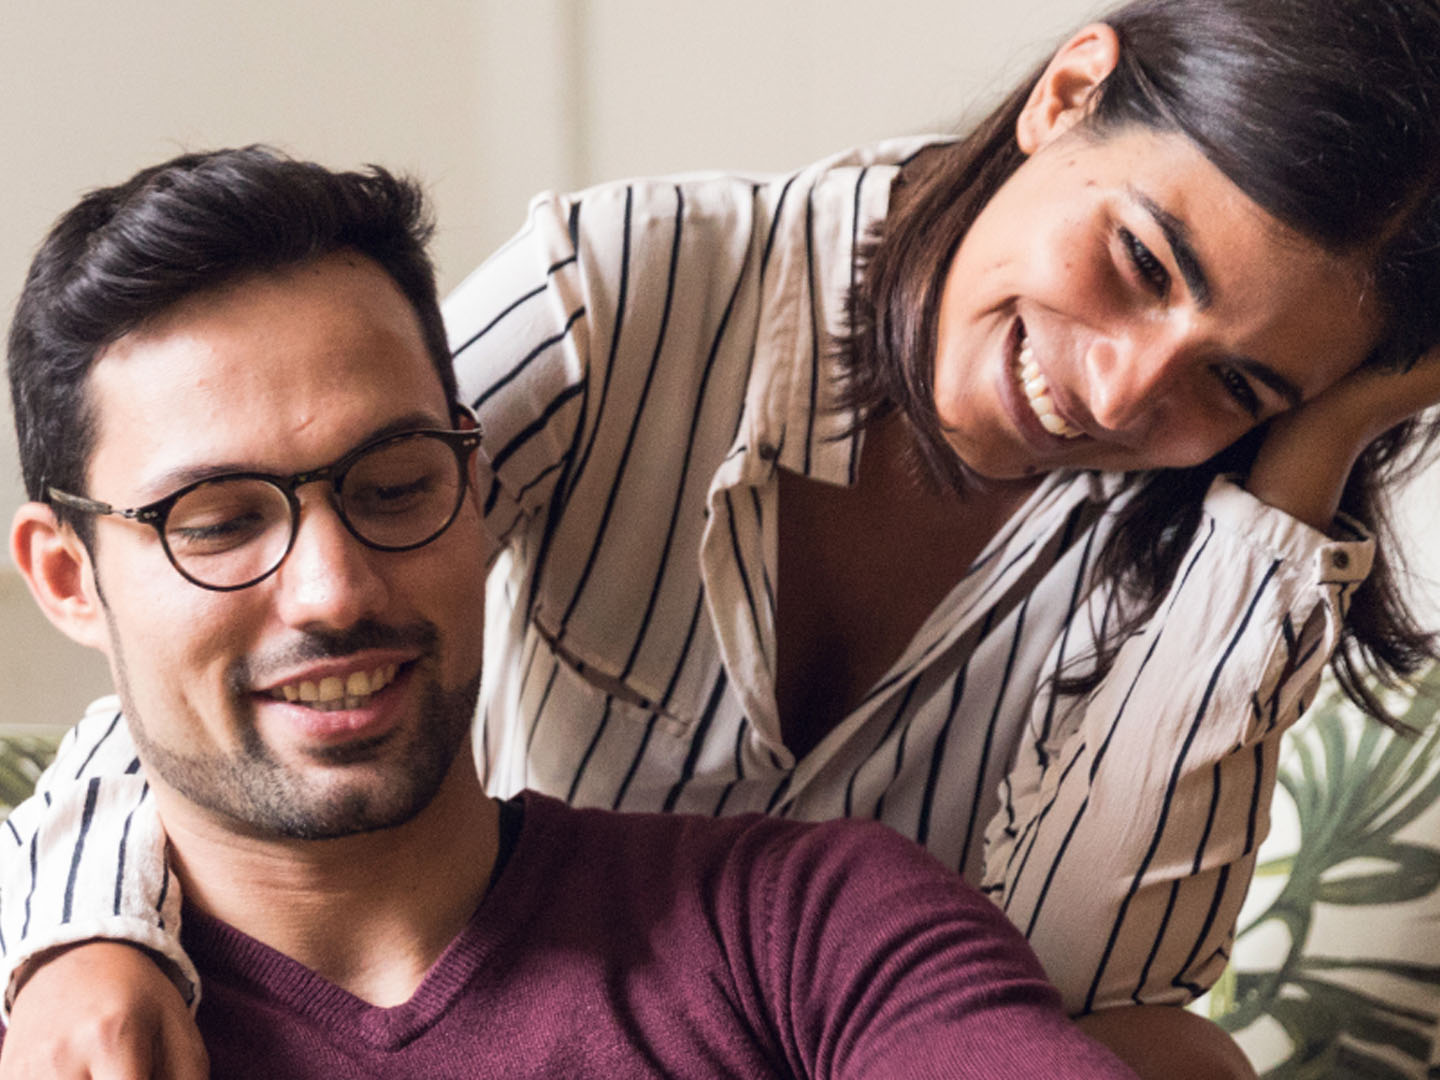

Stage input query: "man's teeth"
[
  {"left": 1016, "top": 337, "right": 1082, "bottom": 439},
  {"left": 273, "top": 664, "right": 400, "bottom": 711}
]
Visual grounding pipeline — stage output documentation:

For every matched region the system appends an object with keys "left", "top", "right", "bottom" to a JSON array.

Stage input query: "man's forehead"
[{"left": 83, "top": 254, "right": 450, "bottom": 496}]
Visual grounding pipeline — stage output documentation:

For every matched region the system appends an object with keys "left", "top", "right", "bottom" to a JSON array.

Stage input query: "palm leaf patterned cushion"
[
  {"left": 0, "top": 733, "right": 60, "bottom": 813},
  {"left": 1198, "top": 664, "right": 1440, "bottom": 1079}
]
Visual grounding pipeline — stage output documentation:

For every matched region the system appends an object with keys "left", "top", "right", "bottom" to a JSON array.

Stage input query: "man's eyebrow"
[
  {"left": 1129, "top": 188, "right": 1212, "bottom": 309},
  {"left": 137, "top": 410, "right": 448, "bottom": 500}
]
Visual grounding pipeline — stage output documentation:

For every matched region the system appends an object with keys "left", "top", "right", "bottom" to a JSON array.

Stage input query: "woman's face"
[{"left": 931, "top": 37, "right": 1380, "bottom": 479}]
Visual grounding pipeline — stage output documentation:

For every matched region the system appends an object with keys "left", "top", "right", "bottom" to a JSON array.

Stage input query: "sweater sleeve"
[
  {"left": 0, "top": 697, "right": 195, "bottom": 1018},
  {"left": 983, "top": 478, "right": 1373, "bottom": 1014},
  {"left": 735, "top": 817, "right": 1139, "bottom": 1079}
]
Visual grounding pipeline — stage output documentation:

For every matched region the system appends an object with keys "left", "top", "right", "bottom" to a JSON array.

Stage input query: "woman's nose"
[{"left": 1082, "top": 330, "right": 1187, "bottom": 437}]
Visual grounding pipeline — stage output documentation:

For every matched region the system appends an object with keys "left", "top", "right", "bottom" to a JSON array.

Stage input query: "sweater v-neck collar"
[{"left": 181, "top": 796, "right": 529, "bottom": 1051}]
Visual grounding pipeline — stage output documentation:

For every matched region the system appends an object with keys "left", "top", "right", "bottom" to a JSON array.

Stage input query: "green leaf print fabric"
[{"left": 1200, "top": 666, "right": 1440, "bottom": 1079}]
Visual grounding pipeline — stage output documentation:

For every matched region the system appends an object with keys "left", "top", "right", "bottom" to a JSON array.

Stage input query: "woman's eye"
[
  {"left": 1119, "top": 227, "right": 1170, "bottom": 297},
  {"left": 1216, "top": 366, "right": 1261, "bottom": 418}
]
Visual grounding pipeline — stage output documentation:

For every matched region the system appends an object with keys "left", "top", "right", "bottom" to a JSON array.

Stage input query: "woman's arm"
[
  {"left": 979, "top": 355, "right": 1440, "bottom": 1028},
  {"left": 1076, "top": 1006, "right": 1256, "bottom": 1080},
  {"left": 0, "top": 700, "right": 200, "bottom": 1076},
  {"left": 1056, "top": 355, "right": 1440, "bottom": 1080},
  {"left": 0, "top": 702, "right": 193, "bottom": 1007},
  {"left": 984, "top": 477, "right": 1371, "bottom": 1013}
]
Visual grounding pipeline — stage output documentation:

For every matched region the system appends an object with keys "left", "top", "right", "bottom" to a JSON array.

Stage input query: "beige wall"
[
  {"left": 4, "top": 0, "right": 1436, "bottom": 729},
  {"left": 574, "top": 0, "right": 1097, "bottom": 179}
]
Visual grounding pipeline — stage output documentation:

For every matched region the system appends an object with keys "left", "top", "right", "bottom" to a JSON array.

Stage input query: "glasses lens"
[
  {"left": 164, "top": 479, "right": 293, "bottom": 588},
  {"left": 339, "top": 434, "right": 463, "bottom": 549}
]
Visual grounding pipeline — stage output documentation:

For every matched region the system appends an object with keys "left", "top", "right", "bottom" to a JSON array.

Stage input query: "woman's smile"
[{"left": 1013, "top": 320, "right": 1084, "bottom": 440}]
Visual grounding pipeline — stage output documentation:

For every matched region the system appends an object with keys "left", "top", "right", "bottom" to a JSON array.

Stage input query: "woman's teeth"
[
  {"left": 270, "top": 664, "right": 399, "bottom": 712},
  {"left": 1016, "top": 337, "right": 1082, "bottom": 439}
]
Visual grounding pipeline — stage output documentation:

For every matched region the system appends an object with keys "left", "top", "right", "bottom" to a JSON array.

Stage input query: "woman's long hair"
[{"left": 839, "top": 0, "right": 1440, "bottom": 726}]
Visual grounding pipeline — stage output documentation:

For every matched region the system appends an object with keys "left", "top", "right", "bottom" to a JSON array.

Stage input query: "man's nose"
[
  {"left": 272, "top": 493, "right": 389, "bottom": 630},
  {"left": 1082, "top": 327, "right": 1190, "bottom": 438}
]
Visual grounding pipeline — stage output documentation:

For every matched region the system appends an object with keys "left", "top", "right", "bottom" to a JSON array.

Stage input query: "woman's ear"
[
  {"left": 1016, "top": 24, "right": 1122, "bottom": 155},
  {"left": 11, "top": 502, "right": 111, "bottom": 653}
]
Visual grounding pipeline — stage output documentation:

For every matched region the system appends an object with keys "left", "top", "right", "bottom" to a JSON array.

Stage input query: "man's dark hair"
[
  {"left": 8, "top": 146, "right": 455, "bottom": 543},
  {"left": 840, "top": 0, "right": 1440, "bottom": 725}
]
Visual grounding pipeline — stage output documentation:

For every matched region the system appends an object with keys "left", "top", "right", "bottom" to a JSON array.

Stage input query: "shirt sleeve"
[
  {"left": 445, "top": 174, "right": 757, "bottom": 552},
  {"left": 0, "top": 697, "right": 196, "bottom": 1019},
  {"left": 983, "top": 477, "right": 1373, "bottom": 1015},
  {"left": 737, "top": 818, "right": 1139, "bottom": 1079},
  {"left": 444, "top": 188, "right": 594, "bottom": 550}
]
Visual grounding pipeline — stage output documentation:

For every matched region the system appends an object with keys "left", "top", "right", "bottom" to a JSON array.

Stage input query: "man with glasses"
[{"left": 0, "top": 147, "right": 1135, "bottom": 1077}]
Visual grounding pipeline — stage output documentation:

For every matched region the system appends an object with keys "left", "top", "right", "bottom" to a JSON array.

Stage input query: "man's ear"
[
  {"left": 11, "top": 502, "right": 110, "bottom": 652},
  {"left": 1016, "top": 24, "right": 1122, "bottom": 155}
]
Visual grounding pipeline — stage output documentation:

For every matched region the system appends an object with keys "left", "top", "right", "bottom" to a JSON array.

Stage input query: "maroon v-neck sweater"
[{"left": 174, "top": 793, "right": 1135, "bottom": 1078}]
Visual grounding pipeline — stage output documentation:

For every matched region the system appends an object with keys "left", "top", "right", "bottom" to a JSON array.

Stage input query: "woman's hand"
[
  {"left": 1247, "top": 348, "right": 1440, "bottom": 531},
  {"left": 0, "top": 941, "right": 207, "bottom": 1080}
]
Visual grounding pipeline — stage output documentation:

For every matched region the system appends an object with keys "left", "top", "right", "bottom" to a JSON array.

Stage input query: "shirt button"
[
  {"left": 1332, "top": 551, "right": 1350, "bottom": 570},
  {"left": 758, "top": 442, "right": 779, "bottom": 462}
]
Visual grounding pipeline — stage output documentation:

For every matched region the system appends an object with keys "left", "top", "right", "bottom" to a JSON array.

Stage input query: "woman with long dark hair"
[{"left": 6, "top": 0, "right": 1440, "bottom": 1075}]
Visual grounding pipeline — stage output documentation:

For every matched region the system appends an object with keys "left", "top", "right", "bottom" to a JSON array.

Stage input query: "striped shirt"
[{"left": 0, "top": 138, "right": 1373, "bottom": 1017}]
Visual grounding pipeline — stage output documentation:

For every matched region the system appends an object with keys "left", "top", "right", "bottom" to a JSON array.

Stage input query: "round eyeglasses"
[{"left": 48, "top": 411, "right": 483, "bottom": 592}]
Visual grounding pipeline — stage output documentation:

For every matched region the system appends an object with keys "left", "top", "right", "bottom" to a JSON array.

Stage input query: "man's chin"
[
  {"left": 248, "top": 774, "right": 443, "bottom": 840},
  {"left": 137, "top": 668, "right": 481, "bottom": 842}
]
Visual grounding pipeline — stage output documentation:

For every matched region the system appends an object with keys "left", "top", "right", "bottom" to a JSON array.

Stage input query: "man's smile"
[{"left": 267, "top": 662, "right": 401, "bottom": 712}]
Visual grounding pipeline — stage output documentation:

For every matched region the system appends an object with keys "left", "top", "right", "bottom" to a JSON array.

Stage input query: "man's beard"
[{"left": 113, "top": 618, "right": 481, "bottom": 840}]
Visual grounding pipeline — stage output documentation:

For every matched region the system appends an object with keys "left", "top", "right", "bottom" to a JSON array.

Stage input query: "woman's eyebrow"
[
  {"left": 1237, "top": 358, "right": 1303, "bottom": 409},
  {"left": 1128, "top": 187, "right": 1213, "bottom": 309}
]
